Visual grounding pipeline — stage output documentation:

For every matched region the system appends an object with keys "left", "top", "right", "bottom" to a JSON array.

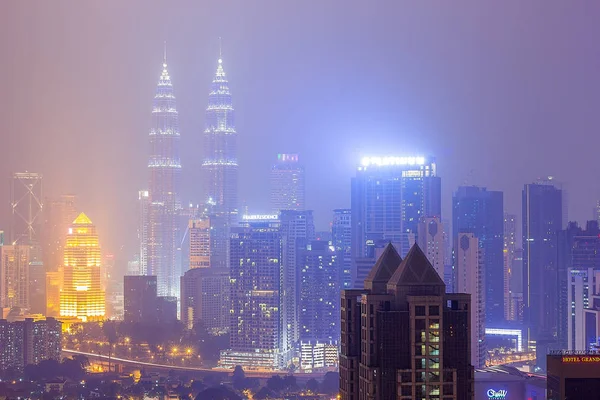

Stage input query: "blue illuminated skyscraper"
[
  {"left": 203, "top": 53, "right": 238, "bottom": 224},
  {"left": 147, "top": 47, "right": 181, "bottom": 297}
]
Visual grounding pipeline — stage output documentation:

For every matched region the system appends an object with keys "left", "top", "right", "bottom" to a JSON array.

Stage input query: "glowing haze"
[{"left": 1, "top": 1, "right": 599, "bottom": 264}]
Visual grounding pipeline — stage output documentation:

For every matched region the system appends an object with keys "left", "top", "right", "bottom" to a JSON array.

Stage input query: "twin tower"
[{"left": 145, "top": 46, "right": 238, "bottom": 297}]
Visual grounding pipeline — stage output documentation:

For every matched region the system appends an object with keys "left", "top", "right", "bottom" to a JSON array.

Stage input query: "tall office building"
[
  {"left": 180, "top": 216, "right": 229, "bottom": 332},
  {"left": 556, "top": 221, "right": 600, "bottom": 349},
  {"left": 566, "top": 268, "right": 600, "bottom": 350},
  {"left": 123, "top": 275, "right": 178, "bottom": 325},
  {"left": 417, "top": 217, "right": 445, "bottom": 279},
  {"left": 147, "top": 49, "right": 181, "bottom": 297},
  {"left": 509, "top": 248, "right": 524, "bottom": 322},
  {"left": 523, "top": 181, "right": 562, "bottom": 344},
  {"left": 339, "top": 243, "right": 474, "bottom": 400},
  {"left": 10, "top": 173, "right": 43, "bottom": 246},
  {"left": 351, "top": 156, "right": 441, "bottom": 261},
  {"left": 180, "top": 267, "right": 229, "bottom": 332},
  {"left": 0, "top": 317, "right": 61, "bottom": 371},
  {"left": 60, "top": 213, "right": 105, "bottom": 321},
  {"left": 42, "top": 195, "right": 77, "bottom": 316},
  {"left": 42, "top": 194, "right": 77, "bottom": 273},
  {"left": 332, "top": 209, "right": 352, "bottom": 289},
  {"left": 279, "top": 210, "right": 315, "bottom": 354},
  {"left": 203, "top": 53, "right": 238, "bottom": 223},
  {"left": 298, "top": 240, "right": 339, "bottom": 344},
  {"left": 137, "top": 190, "right": 150, "bottom": 275},
  {"left": 455, "top": 233, "right": 486, "bottom": 368},
  {"left": 221, "top": 222, "right": 286, "bottom": 369},
  {"left": 0, "top": 245, "right": 30, "bottom": 310},
  {"left": 270, "top": 154, "right": 305, "bottom": 213},
  {"left": 453, "top": 186, "right": 504, "bottom": 324},
  {"left": 503, "top": 213, "right": 517, "bottom": 321}
]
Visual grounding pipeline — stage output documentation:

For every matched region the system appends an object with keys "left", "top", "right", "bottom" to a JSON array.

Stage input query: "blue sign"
[{"left": 487, "top": 389, "right": 507, "bottom": 399}]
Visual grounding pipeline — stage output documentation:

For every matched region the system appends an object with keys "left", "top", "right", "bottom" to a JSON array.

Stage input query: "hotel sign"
[{"left": 562, "top": 356, "right": 600, "bottom": 363}]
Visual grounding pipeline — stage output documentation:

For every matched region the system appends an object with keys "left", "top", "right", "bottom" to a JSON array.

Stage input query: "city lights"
[{"left": 360, "top": 156, "right": 426, "bottom": 167}]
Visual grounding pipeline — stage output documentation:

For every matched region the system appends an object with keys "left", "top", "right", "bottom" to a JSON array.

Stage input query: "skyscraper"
[
  {"left": 0, "top": 245, "right": 30, "bottom": 310},
  {"left": 60, "top": 213, "right": 105, "bottom": 321},
  {"left": 123, "top": 275, "right": 158, "bottom": 323},
  {"left": 180, "top": 267, "right": 229, "bottom": 332},
  {"left": 339, "top": 243, "right": 474, "bottom": 400},
  {"left": 137, "top": 190, "right": 150, "bottom": 276},
  {"left": 279, "top": 210, "right": 315, "bottom": 355},
  {"left": 522, "top": 181, "right": 562, "bottom": 344},
  {"left": 455, "top": 233, "right": 486, "bottom": 368},
  {"left": 351, "top": 156, "right": 440, "bottom": 263},
  {"left": 417, "top": 217, "right": 445, "bottom": 279},
  {"left": 503, "top": 213, "right": 517, "bottom": 321},
  {"left": 298, "top": 240, "right": 339, "bottom": 344},
  {"left": 180, "top": 216, "right": 229, "bottom": 332},
  {"left": 556, "top": 221, "right": 600, "bottom": 349},
  {"left": 453, "top": 186, "right": 504, "bottom": 324},
  {"left": 42, "top": 194, "right": 77, "bottom": 273},
  {"left": 221, "top": 222, "right": 286, "bottom": 369},
  {"left": 332, "top": 209, "right": 352, "bottom": 289},
  {"left": 0, "top": 318, "right": 61, "bottom": 372},
  {"left": 147, "top": 48, "right": 181, "bottom": 297},
  {"left": 203, "top": 53, "right": 238, "bottom": 223},
  {"left": 270, "top": 154, "right": 305, "bottom": 213},
  {"left": 10, "top": 172, "right": 43, "bottom": 246}
]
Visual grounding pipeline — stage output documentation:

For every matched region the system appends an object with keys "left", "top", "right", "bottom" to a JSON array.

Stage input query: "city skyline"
[{"left": 2, "top": 2, "right": 599, "bottom": 257}]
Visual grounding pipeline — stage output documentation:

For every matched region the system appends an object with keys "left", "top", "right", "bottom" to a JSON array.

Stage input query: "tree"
[
  {"left": 195, "top": 386, "right": 242, "bottom": 400},
  {"left": 266, "top": 375, "right": 284, "bottom": 393},
  {"left": 320, "top": 371, "right": 340, "bottom": 395},
  {"left": 232, "top": 365, "right": 245, "bottom": 390},
  {"left": 254, "top": 387, "right": 276, "bottom": 399},
  {"left": 305, "top": 378, "right": 319, "bottom": 394},
  {"left": 282, "top": 375, "right": 297, "bottom": 391}
]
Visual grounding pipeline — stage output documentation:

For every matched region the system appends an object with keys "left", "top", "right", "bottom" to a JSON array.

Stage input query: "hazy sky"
[{"left": 1, "top": 1, "right": 599, "bottom": 261}]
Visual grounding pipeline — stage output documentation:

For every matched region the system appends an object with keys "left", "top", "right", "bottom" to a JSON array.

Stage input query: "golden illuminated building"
[{"left": 59, "top": 213, "right": 105, "bottom": 321}]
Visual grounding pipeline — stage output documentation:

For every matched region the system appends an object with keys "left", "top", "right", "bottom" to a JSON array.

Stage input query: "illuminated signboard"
[
  {"left": 360, "top": 156, "right": 426, "bottom": 167},
  {"left": 562, "top": 356, "right": 600, "bottom": 363},
  {"left": 242, "top": 214, "right": 279, "bottom": 220},
  {"left": 487, "top": 389, "right": 507, "bottom": 399}
]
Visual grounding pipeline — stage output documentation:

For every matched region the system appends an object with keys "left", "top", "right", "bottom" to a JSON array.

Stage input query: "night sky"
[{"left": 1, "top": 1, "right": 599, "bottom": 262}]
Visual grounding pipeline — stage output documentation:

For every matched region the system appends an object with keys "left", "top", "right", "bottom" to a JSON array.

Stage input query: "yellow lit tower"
[{"left": 60, "top": 213, "right": 105, "bottom": 321}]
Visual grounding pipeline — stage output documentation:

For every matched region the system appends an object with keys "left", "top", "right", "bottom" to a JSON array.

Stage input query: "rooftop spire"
[
  {"left": 163, "top": 41, "right": 167, "bottom": 64},
  {"left": 218, "top": 37, "right": 222, "bottom": 64}
]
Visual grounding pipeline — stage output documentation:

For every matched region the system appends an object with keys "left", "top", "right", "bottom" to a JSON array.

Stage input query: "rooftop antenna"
[
  {"left": 218, "top": 37, "right": 222, "bottom": 63},
  {"left": 163, "top": 41, "right": 167, "bottom": 64}
]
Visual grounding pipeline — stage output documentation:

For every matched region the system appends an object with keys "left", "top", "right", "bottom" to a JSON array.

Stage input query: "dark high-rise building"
[
  {"left": 523, "top": 181, "right": 562, "bottom": 345},
  {"left": 147, "top": 49, "right": 181, "bottom": 297},
  {"left": 298, "top": 240, "right": 339, "bottom": 344},
  {"left": 351, "top": 156, "right": 440, "bottom": 263},
  {"left": 279, "top": 210, "right": 315, "bottom": 354},
  {"left": 503, "top": 213, "right": 517, "bottom": 321},
  {"left": 332, "top": 209, "right": 352, "bottom": 289},
  {"left": 556, "top": 221, "right": 600, "bottom": 350},
  {"left": 547, "top": 353, "right": 600, "bottom": 400},
  {"left": 0, "top": 317, "right": 61, "bottom": 371},
  {"left": 221, "top": 222, "right": 286, "bottom": 370},
  {"left": 339, "top": 243, "right": 474, "bottom": 400},
  {"left": 203, "top": 53, "right": 238, "bottom": 224},
  {"left": 270, "top": 154, "right": 305, "bottom": 213},
  {"left": 453, "top": 186, "right": 504, "bottom": 324},
  {"left": 180, "top": 267, "right": 229, "bottom": 331},
  {"left": 123, "top": 275, "right": 158, "bottom": 323},
  {"left": 156, "top": 296, "right": 178, "bottom": 324}
]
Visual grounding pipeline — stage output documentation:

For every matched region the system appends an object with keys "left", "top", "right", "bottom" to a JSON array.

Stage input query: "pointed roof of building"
[
  {"left": 364, "top": 243, "right": 402, "bottom": 292},
  {"left": 387, "top": 243, "right": 445, "bottom": 288},
  {"left": 73, "top": 212, "right": 92, "bottom": 225}
]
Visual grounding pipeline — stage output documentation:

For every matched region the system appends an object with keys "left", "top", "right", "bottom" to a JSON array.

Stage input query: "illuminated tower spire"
[
  {"left": 203, "top": 44, "right": 238, "bottom": 223},
  {"left": 147, "top": 46, "right": 181, "bottom": 297}
]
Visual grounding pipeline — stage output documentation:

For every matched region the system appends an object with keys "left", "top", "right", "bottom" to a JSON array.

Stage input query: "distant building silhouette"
[
  {"left": 340, "top": 243, "right": 474, "bottom": 400},
  {"left": 453, "top": 186, "right": 504, "bottom": 324},
  {"left": 270, "top": 154, "right": 305, "bottom": 213},
  {"left": 522, "top": 181, "right": 562, "bottom": 352},
  {"left": 332, "top": 209, "right": 352, "bottom": 289}
]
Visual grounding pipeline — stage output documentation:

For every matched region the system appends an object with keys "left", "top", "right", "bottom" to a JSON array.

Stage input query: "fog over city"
[{"left": 2, "top": 1, "right": 599, "bottom": 260}]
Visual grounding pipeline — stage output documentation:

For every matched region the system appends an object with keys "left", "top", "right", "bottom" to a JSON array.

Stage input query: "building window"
[
  {"left": 429, "top": 305, "right": 439, "bottom": 316},
  {"left": 415, "top": 306, "right": 426, "bottom": 316}
]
